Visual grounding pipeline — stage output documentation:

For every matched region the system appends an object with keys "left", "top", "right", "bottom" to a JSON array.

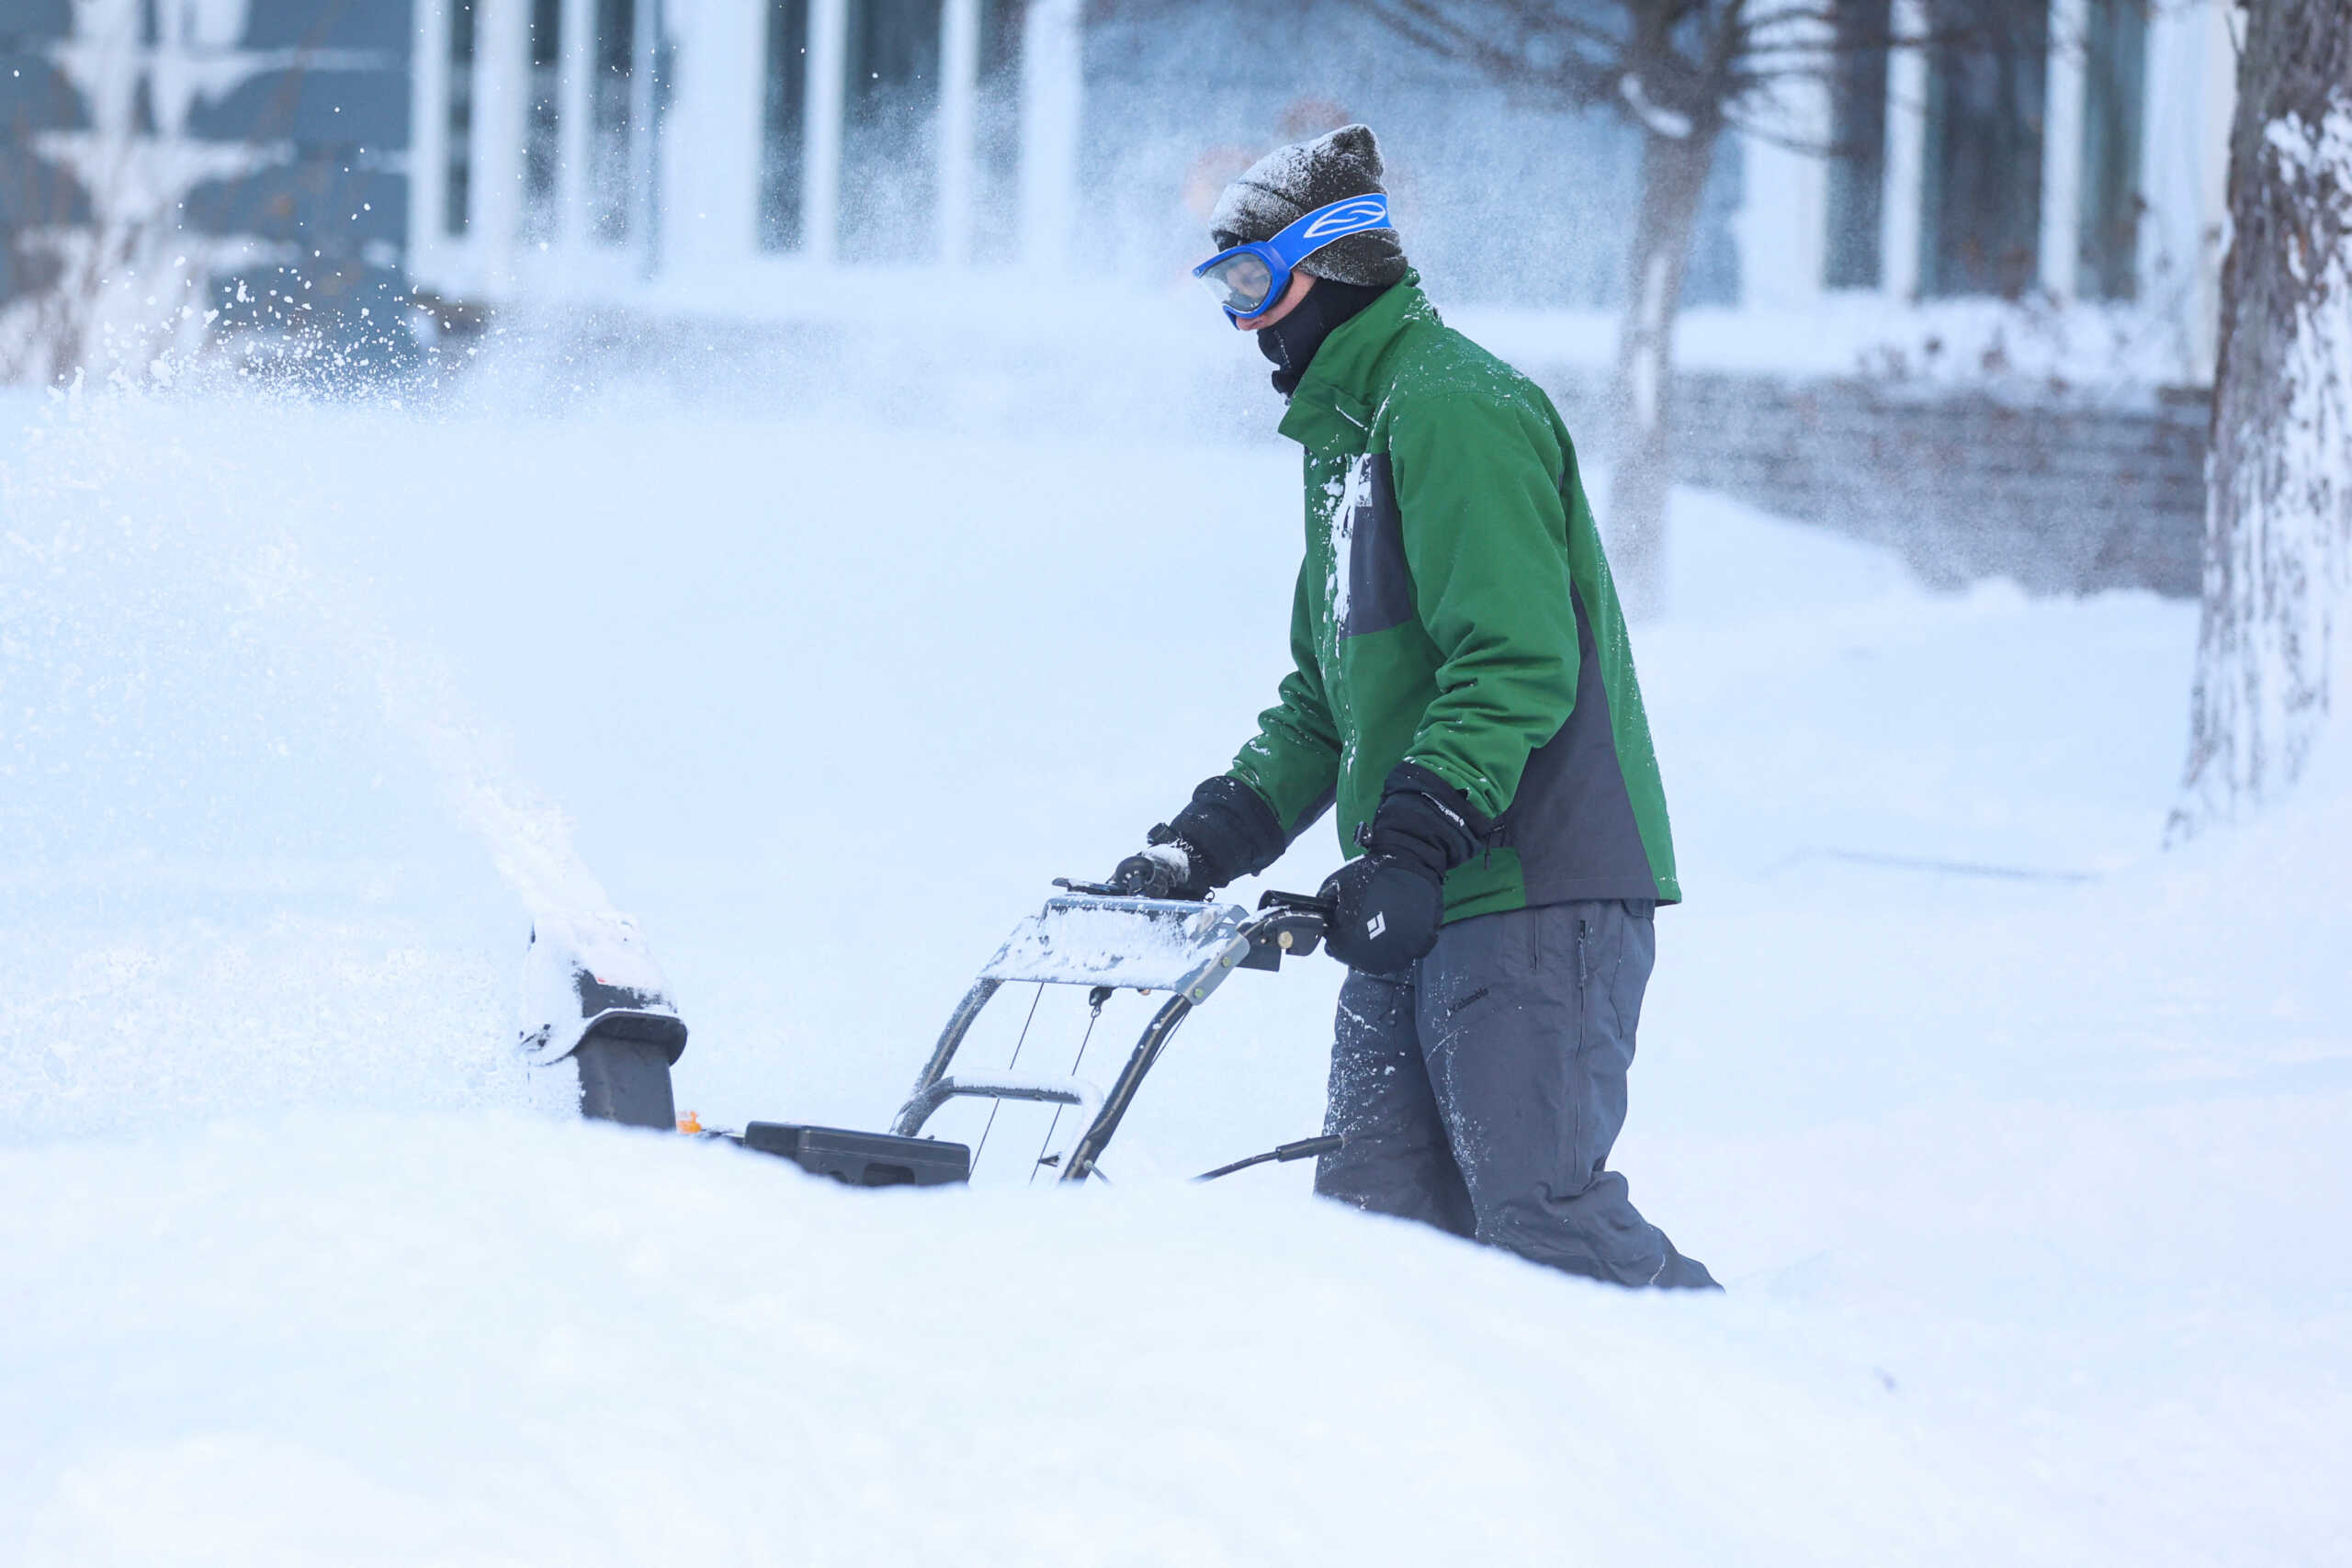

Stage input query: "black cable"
[
  {"left": 1193, "top": 1134, "right": 1344, "bottom": 1183},
  {"left": 971, "top": 981, "right": 1044, "bottom": 1174},
  {"left": 1028, "top": 988, "right": 1106, "bottom": 1186}
]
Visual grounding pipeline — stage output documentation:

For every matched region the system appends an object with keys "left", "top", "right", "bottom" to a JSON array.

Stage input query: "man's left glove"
[
  {"left": 1111, "top": 775, "right": 1288, "bottom": 900},
  {"left": 1319, "top": 763, "right": 1490, "bottom": 973}
]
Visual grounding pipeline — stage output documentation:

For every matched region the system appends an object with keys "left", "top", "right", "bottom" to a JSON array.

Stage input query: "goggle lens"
[{"left": 1196, "top": 251, "right": 1274, "bottom": 314}]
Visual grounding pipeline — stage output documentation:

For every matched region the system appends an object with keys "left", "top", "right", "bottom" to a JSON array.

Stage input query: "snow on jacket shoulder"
[{"left": 1232, "top": 275, "right": 1679, "bottom": 917}]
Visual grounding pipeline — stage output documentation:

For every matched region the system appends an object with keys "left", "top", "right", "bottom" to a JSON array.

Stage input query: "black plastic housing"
[
  {"left": 737, "top": 1122, "right": 971, "bottom": 1188},
  {"left": 574, "top": 1021, "right": 681, "bottom": 1131}
]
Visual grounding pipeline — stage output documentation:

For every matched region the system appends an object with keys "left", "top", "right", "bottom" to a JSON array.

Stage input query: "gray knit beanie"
[{"left": 1207, "top": 123, "right": 1408, "bottom": 289}]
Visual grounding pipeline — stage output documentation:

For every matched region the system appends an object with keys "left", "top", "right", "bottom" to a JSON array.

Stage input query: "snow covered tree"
[
  {"left": 0, "top": 1, "right": 273, "bottom": 386},
  {"left": 2169, "top": 0, "right": 2352, "bottom": 839}
]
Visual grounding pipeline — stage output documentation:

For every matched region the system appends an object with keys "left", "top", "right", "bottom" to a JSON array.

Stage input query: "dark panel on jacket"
[
  {"left": 1495, "top": 591, "right": 1658, "bottom": 906},
  {"left": 1338, "top": 453, "right": 1415, "bottom": 640}
]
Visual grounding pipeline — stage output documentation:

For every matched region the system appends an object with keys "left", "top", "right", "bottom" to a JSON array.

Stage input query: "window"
[
  {"left": 970, "top": 0, "right": 1025, "bottom": 263},
  {"left": 445, "top": 0, "right": 476, "bottom": 237},
  {"left": 1824, "top": 0, "right": 1889, "bottom": 289},
  {"left": 592, "top": 0, "right": 635, "bottom": 243},
  {"left": 524, "top": 0, "right": 561, "bottom": 239},
  {"left": 760, "top": 0, "right": 811, "bottom": 252},
  {"left": 1918, "top": 0, "right": 2047, "bottom": 298},
  {"left": 2076, "top": 0, "right": 2146, "bottom": 299},
  {"left": 839, "top": 0, "right": 944, "bottom": 265}
]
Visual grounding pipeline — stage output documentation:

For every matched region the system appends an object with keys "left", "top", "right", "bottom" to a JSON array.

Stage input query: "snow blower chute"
[
  {"left": 519, "top": 912, "right": 688, "bottom": 1132},
  {"left": 519, "top": 885, "right": 1337, "bottom": 1187}
]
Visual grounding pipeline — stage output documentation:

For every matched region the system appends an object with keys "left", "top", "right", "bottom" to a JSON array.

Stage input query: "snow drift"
[
  {"left": 2, "top": 362, "right": 2347, "bottom": 1564},
  {"left": 3, "top": 1113, "right": 2108, "bottom": 1568}
]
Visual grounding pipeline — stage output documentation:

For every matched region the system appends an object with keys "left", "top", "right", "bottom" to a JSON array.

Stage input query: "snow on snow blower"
[
  {"left": 519, "top": 911, "right": 687, "bottom": 1132},
  {"left": 520, "top": 885, "right": 1339, "bottom": 1188}
]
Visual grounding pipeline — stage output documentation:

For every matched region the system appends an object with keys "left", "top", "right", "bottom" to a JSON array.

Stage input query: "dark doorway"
[
  {"left": 838, "top": 0, "right": 944, "bottom": 264},
  {"left": 760, "top": 0, "right": 812, "bottom": 251},
  {"left": 1824, "top": 0, "right": 1890, "bottom": 289},
  {"left": 2076, "top": 0, "right": 2147, "bottom": 299},
  {"left": 591, "top": 0, "right": 635, "bottom": 243}
]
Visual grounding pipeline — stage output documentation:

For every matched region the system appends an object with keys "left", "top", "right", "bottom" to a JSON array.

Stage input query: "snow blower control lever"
[{"left": 1243, "top": 889, "right": 1336, "bottom": 969}]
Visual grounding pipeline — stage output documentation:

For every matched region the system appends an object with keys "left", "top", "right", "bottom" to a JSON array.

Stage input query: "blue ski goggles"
[{"left": 1192, "top": 193, "right": 1393, "bottom": 324}]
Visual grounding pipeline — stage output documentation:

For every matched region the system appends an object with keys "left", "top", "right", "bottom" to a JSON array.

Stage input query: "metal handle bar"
[
  {"left": 891, "top": 890, "right": 1338, "bottom": 1179},
  {"left": 1057, "top": 994, "right": 1192, "bottom": 1182},
  {"left": 895, "top": 1071, "right": 1103, "bottom": 1145}
]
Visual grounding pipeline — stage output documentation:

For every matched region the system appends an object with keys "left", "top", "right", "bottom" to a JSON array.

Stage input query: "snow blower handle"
[{"left": 1035, "top": 884, "right": 1335, "bottom": 970}]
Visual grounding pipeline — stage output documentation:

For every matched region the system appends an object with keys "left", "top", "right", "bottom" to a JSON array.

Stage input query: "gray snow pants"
[{"left": 1313, "top": 899, "right": 1719, "bottom": 1291}]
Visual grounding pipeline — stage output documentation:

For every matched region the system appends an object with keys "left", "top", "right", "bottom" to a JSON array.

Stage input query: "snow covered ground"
[{"left": 1, "top": 351, "right": 2346, "bottom": 1565}]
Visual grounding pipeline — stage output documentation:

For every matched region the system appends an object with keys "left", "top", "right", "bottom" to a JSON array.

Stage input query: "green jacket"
[{"left": 1230, "top": 276, "right": 1679, "bottom": 919}]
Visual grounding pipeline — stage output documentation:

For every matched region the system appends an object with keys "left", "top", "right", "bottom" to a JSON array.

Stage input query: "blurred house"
[
  {"left": 4, "top": 1, "right": 2237, "bottom": 592},
  {"left": 400, "top": 4, "right": 2232, "bottom": 357},
  {"left": 4, "top": 3, "right": 2233, "bottom": 363},
  {"left": 1747, "top": 0, "right": 2234, "bottom": 367}
]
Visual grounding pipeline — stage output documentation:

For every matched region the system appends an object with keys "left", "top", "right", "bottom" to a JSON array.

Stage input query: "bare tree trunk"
[
  {"left": 2169, "top": 0, "right": 2352, "bottom": 840},
  {"left": 1606, "top": 122, "right": 1720, "bottom": 619}
]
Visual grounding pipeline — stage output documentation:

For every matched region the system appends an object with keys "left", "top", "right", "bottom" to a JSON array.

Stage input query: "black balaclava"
[
  {"left": 1208, "top": 124, "right": 1410, "bottom": 398},
  {"left": 1256, "top": 278, "right": 1394, "bottom": 398}
]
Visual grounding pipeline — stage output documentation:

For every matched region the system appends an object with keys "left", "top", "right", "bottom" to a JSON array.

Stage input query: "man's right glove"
[
  {"left": 1111, "top": 775, "right": 1287, "bottom": 901},
  {"left": 1318, "top": 763, "right": 1489, "bottom": 973}
]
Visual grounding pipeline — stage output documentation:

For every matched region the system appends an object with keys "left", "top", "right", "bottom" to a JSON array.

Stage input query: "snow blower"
[{"left": 520, "top": 884, "right": 1338, "bottom": 1188}]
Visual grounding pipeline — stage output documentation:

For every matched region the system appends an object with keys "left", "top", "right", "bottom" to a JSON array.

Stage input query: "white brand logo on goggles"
[{"left": 1301, "top": 198, "right": 1391, "bottom": 242}]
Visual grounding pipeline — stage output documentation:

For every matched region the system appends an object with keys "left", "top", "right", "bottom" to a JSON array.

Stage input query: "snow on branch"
[{"left": 1619, "top": 73, "right": 1696, "bottom": 139}]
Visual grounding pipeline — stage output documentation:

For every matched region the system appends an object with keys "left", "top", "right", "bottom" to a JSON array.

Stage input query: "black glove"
[
  {"left": 1319, "top": 764, "right": 1490, "bottom": 972},
  {"left": 1112, "top": 776, "right": 1287, "bottom": 900}
]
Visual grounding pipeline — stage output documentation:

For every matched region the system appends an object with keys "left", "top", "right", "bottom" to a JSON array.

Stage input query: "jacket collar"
[{"left": 1276, "top": 271, "right": 1430, "bottom": 454}]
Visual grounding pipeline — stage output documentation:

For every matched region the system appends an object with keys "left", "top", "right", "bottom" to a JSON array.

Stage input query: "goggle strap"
[
  {"left": 1191, "top": 192, "right": 1393, "bottom": 286},
  {"left": 1264, "top": 192, "right": 1392, "bottom": 267}
]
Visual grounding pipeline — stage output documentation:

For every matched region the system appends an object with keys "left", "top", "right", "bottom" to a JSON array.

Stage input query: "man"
[{"left": 1116, "top": 125, "right": 1715, "bottom": 1291}]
